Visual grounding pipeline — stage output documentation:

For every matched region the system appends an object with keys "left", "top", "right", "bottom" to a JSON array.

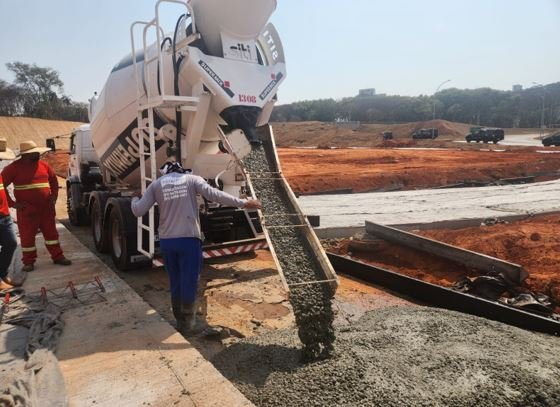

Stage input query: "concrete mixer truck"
[{"left": 65, "top": 0, "right": 286, "bottom": 270}]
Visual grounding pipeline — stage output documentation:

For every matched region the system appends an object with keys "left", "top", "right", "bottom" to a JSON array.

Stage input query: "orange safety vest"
[
  {"left": 2, "top": 159, "right": 58, "bottom": 209},
  {"left": 0, "top": 175, "right": 10, "bottom": 216}
]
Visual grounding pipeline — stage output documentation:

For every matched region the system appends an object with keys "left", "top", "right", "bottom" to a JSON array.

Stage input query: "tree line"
[
  {"left": 0, "top": 62, "right": 88, "bottom": 122},
  {"left": 271, "top": 82, "right": 560, "bottom": 128}
]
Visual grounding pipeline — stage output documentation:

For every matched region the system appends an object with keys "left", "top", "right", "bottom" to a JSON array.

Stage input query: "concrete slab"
[
  {"left": 300, "top": 179, "right": 560, "bottom": 228},
  {"left": 19, "top": 223, "right": 253, "bottom": 407}
]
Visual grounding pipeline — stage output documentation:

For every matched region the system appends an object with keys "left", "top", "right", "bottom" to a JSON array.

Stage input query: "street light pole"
[
  {"left": 532, "top": 82, "right": 546, "bottom": 138},
  {"left": 432, "top": 79, "right": 451, "bottom": 138}
]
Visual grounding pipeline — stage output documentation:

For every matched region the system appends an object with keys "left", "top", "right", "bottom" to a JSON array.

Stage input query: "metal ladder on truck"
[{"left": 130, "top": 0, "right": 209, "bottom": 264}]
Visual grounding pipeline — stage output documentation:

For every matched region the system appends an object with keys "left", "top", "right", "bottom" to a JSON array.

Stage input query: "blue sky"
[{"left": 0, "top": 0, "right": 558, "bottom": 104}]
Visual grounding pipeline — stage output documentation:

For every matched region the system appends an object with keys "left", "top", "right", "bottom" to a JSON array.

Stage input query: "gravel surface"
[
  {"left": 244, "top": 145, "right": 335, "bottom": 360},
  {"left": 212, "top": 306, "right": 560, "bottom": 407}
]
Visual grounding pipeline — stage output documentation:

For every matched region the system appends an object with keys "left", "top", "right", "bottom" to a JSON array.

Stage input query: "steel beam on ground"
[
  {"left": 327, "top": 253, "right": 560, "bottom": 336},
  {"left": 364, "top": 221, "right": 528, "bottom": 284}
]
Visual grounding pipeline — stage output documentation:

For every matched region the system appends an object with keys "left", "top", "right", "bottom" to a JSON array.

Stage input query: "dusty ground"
[
  {"left": 326, "top": 213, "right": 560, "bottom": 309},
  {"left": 279, "top": 147, "right": 560, "bottom": 195}
]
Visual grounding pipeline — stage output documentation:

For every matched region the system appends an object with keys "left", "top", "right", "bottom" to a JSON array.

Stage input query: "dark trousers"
[
  {"left": 160, "top": 237, "right": 202, "bottom": 305},
  {"left": 0, "top": 216, "right": 17, "bottom": 280}
]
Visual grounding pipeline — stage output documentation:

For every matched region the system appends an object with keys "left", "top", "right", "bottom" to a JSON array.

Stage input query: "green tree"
[
  {"left": 0, "top": 79, "right": 24, "bottom": 116},
  {"left": 6, "top": 62, "right": 64, "bottom": 119}
]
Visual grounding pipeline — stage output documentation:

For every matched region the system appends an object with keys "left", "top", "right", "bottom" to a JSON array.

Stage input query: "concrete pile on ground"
[{"left": 213, "top": 307, "right": 560, "bottom": 407}]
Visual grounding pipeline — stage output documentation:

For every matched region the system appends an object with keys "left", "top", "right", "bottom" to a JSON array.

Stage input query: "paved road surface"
[{"left": 299, "top": 179, "right": 560, "bottom": 228}]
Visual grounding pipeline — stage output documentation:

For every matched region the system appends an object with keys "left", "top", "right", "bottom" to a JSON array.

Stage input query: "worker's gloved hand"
[
  {"left": 12, "top": 202, "right": 26, "bottom": 210},
  {"left": 243, "top": 199, "right": 262, "bottom": 210}
]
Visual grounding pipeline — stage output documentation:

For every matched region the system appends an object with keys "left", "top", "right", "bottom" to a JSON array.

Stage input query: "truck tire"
[
  {"left": 493, "top": 140, "right": 498, "bottom": 144},
  {"left": 90, "top": 192, "right": 111, "bottom": 253},
  {"left": 67, "top": 181, "right": 88, "bottom": 226},
  {"left": 108, "top": 198, "right": 149, "bottom": 271}
]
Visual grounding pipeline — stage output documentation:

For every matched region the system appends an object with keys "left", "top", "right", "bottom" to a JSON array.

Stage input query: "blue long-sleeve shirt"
[{"left": 131, "top": 172, "right": 246, "bottom": 240}]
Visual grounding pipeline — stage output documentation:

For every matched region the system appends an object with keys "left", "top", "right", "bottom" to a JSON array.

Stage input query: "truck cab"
[
  {"left": 67, "top": 125, "right": 102, "bottom": 226},
  {"left": 68, "top": 125, "right": 99, "bottom": 180}
]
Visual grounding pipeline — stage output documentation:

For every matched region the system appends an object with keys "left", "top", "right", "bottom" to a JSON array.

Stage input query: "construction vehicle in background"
[
  {"left": 541, "top": 131, "right": 560, "bottom": 147},
  {"left": 412, "top": 128, "right": 438, "bottom": 139},
  {"left": 64, "top": 0, "right": 286, "bottom": 270},
  {"left": 465, "top": 127, "right": 504, "bottom": 144}
]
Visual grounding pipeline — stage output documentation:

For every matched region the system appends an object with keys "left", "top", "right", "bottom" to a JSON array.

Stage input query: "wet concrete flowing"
[
  {"left": 212, "top": 306, "right": 560, "bottom": 407},
  {"left": 244, "top": 145, "right": 335, "bottom": 360}
]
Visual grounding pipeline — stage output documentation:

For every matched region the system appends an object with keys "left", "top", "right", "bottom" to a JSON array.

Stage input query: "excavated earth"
[
  {"left": 212, "top": 306, "right": 560, "bottom": 407},
  {"left": 327, "top": 213, "right": 560, "bottom": 311}
]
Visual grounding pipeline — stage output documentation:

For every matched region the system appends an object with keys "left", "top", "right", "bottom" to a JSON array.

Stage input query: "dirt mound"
[
  {"left": 328, "top": 214, "right": 560, "bottom": 309},
  {"left": 43, "top": 151, "right": 70, "bottom": 178},
  {"left": 213, "top": 307, "right": 560, "bottom": 407},
  {"left": 273, "top": 120, "right": 471, "bottom": 147},
  {"left": 0, "top": 117, "right": 83, "bottom": 151}
]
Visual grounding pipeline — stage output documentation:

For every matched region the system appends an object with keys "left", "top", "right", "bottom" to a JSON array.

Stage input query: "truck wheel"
[
  {"left": 483, "top": 140, "right": 488, "bottom": 144},
  {"left": 67, "top": 182, "right": 88, "bottom": 226},
  {"left": 493, "top": 140, "right": 498, "bottom": 144},
  {"left": 91, "top": 194, "right": 110, "bottom": 253},
  {"left": 109, "top": 198, "right": 149, "bottom": 271}
]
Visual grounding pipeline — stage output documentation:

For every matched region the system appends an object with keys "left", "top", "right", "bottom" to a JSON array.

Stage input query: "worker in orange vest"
[
  {"left": 0, "top": 139, "right": 18, "bottom": 290},
  {"left": 2, "top": 141, "right": 72, "bottom": 272}
]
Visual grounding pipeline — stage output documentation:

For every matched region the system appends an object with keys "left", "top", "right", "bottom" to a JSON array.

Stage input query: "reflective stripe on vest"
[
  {"left": 0, "top": 185, "right": 4, "bottom": 190},
  {"left": 45, "top": 240, "right": 59, "bottom": 245},
  {"left": 14, "top": 183, "right": 50, "bottom": 191},
  {"left": 22, "top": 246, "right": 37, "bottom": 252}
]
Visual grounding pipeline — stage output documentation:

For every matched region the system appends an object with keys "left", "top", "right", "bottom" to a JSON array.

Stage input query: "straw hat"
[
  {"left": 0, "top": 138, "right": 16, "bottom": 160},
  {"left": 18, "top": 140, "right": 51, "bottom": 156}
]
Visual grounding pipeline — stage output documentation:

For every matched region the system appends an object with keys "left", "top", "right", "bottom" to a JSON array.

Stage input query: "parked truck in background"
[
  {"left": 465, "top": 127, "right": 505, "bottom": 144},
  {"left": 412, "top": 128, "right": 438, "bottom": 139}
]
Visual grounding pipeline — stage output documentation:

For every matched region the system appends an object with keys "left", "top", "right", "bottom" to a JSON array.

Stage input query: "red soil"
[
  {"left": 278, "top": 147, "right": 560, "bottom": 195},
  {"left": 327, "top": 214, "right": 560, "bottom": 310}
]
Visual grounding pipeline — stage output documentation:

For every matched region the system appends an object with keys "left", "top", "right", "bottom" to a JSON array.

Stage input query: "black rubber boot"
[
  {"left": 181, "top": 302, "right": 226, "bottom": 339},
  {"left": 172, "top": 299, "right": 186, "bottom": 333},
  {"left": 182, "top": 302, "right": 197, "bottom": 333}
]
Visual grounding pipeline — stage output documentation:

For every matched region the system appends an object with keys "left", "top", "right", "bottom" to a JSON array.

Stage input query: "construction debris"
[{"left": 0, "top": 291, "right": 67, "bottom": 407}]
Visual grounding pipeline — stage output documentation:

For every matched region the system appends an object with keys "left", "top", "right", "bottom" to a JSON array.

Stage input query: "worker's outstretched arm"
[
  {"left": 193, "top": 176, "right": 249, "bottom": 208},
  {"left": 131, "top": 183, "right": 157, "bottom": 217}
]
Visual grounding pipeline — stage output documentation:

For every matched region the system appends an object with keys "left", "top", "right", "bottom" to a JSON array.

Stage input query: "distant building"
[
  {"left": 512, "top": 84, "right": 523, "bottom": 92},
  {"left": 358, "top": 88, "right": 376, "bottom": 97}
]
